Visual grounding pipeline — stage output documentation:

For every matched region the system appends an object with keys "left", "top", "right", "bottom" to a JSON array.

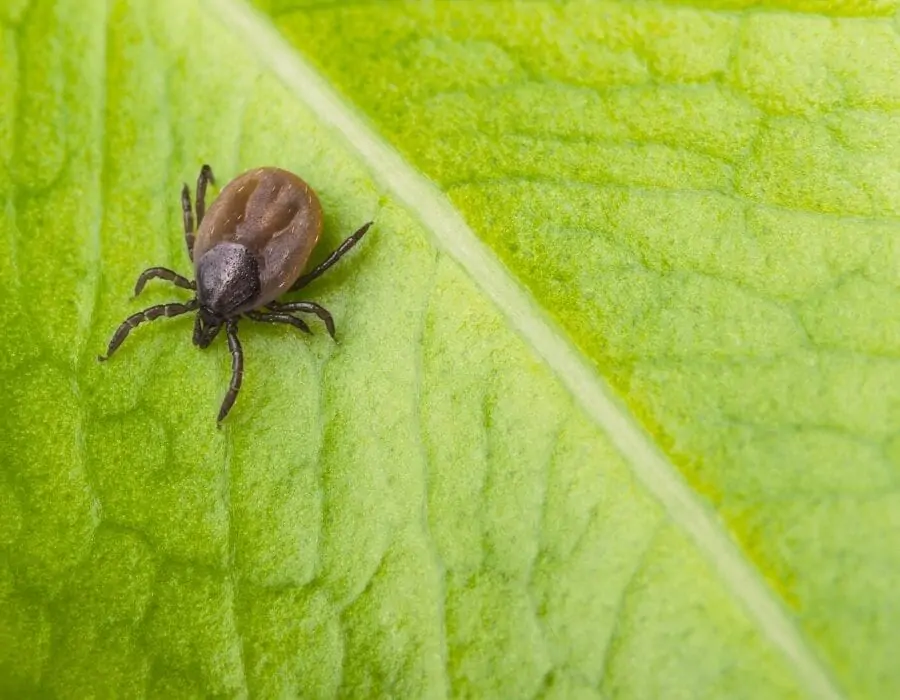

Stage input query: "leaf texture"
[
  {"left": 0, "top": 0, "right": 894, "bottom": 698},
  {"left": 247, "top": 1, "right": 900, "bottom": 698}
]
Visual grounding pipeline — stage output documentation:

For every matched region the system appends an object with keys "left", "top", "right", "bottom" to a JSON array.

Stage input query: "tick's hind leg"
[
  {"left": 289, "top": 221, "right": 373, "bottom": 291},
  {"left": 217, "top": 320, "right": 243, "bottom": 424},
  {"left": 133, "top": 267, "right": 195, "bottom": 297},
  {"left": 181, "top": 184, "right": 195, "bottom": 261},
  {"left": 195, "top": 164, "right": 215, "bottom": 226},
  {"left": 267, "top": 301, "right": 335, "bottom": 339},
  {"left": 246, "top": 310, "right": 312, "bottom": 335},
  {"left": 98, "top": 299, "right": 199, "bottom": 361},
  {"left": 183, "top": 165, "right": 216, "bottom": 262}
]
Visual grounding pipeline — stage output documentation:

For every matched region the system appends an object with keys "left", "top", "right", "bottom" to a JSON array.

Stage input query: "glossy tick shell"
[{"left": 194, "top": 167, "right": 324, "bottom": 314}]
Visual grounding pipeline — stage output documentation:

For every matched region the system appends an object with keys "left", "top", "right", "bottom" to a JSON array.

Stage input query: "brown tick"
[{"left": 99, "top": 165, "right": 372, "bottom": 423}]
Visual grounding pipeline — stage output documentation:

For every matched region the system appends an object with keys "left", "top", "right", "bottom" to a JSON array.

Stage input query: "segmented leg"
[
  {"left": 267, "top": 301, "right": 335, "bottom": 339},
  {"left": 182, "top": 184, "right": 195, "bottom": 260},
  {"left": 196, "top": 164, "right": 215, "bottom": 226},
  {"left": 133, "top": 267, "right": 195, "bottom": 297},
  {"left": 218, "top": 320, "right": 243, "bottom": 424},
  {"left": 98, "top": 299, "right": 199, "bottom": 361},
  {"left": 245, "top": 310, "right": 311, "bottom": 335},
  {"left": 289, "top": 221, "right": 373, "bottom": 291}
]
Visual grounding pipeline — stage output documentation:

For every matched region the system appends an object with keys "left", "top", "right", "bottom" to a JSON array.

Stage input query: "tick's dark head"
[
  {"left": 193, "top": 307, "right": 222, "bottom": 348},
  {"left": 195, "top": 242, "right": 262, "bottom": 317}
]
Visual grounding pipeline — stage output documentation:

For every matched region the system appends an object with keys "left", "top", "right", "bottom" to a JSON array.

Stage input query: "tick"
[{"left": 99, "top": 165, "right": 372, "bottom": 423}]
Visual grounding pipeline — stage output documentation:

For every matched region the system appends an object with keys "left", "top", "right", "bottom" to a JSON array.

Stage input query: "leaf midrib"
[{"left": 209, "top": 1, "right": 845, "bottom": 697}]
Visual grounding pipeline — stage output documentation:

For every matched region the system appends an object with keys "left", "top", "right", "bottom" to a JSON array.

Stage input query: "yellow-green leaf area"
[
  {"left": 0, "top": 0, "right": 821, "bottom": 697},
  {"left": 256, "top": 1, "right": 900, "bottom": 698}
]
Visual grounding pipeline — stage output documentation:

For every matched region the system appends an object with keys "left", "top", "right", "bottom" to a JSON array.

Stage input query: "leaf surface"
[{"left": 0, "top": 0, "right": 894, "bottom": 698}]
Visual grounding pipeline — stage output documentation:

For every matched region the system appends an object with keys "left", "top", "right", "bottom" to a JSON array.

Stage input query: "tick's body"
[
  {"left": 99, "top": 165, "right": 372, "bottom": 423},
  {"left": 196, "top": 168, "right": 322, "bottom": 312}
]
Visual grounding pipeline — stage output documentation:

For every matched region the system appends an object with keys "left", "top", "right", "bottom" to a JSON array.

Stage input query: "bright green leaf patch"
[
  {"left": 0, "top": 0, "right": 894, "bottom": 697},
  {"left": 0, "top": 0, "right": 803, "bottom": 696},
  {"left": 250, "top": 1, "right": 900, "bottom": 698}
]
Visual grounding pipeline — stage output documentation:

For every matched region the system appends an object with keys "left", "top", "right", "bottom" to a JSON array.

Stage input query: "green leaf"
[{"left": 0, "top": 0, "right": 893, "bottom": 698}]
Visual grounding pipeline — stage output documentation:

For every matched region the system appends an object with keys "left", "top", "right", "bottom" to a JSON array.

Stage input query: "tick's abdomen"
[{"left": 193, "top": 168, "right": 323, "bottom": 307}]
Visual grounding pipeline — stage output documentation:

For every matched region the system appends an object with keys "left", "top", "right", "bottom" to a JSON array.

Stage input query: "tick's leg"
[
  {"left": 267, "top": 301, "right": 335, "bottom": 339},
  {"left": 182, "top": 184, "right": 195, "bottom": 261},
  {"left": 196, "top": 164, "right": 215, "bottom": 226},
  {"left": 218, "top": 320, "right": 243, "bottom": 424},
  {"left": 245, "top": 310, "right": 312, "bottom": 335},
  {"left": 133, "top": 267, "right": 195, "bottom": 297},
  {"left": 98, "top": 299, "right": 199, "bottom": 361},
  {"left": 289, "top": 221, "right": 373, "bottom": 291}
]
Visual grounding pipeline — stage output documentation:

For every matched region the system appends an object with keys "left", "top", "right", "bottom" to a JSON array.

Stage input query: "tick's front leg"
[
  {"left": 217, "top": 320, "right": 243, "bottom": 424},
  {"left": 267, "top": 301, "right": 335, "bottom": 339},
  {"left": 246, "top": 310, "right": 312, "bottom": 335}
]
